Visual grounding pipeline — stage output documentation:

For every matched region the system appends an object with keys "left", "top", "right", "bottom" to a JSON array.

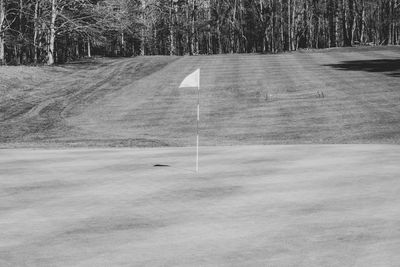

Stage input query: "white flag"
[{"left": 179, "top": 69, "right": 200, "bottom": 88}]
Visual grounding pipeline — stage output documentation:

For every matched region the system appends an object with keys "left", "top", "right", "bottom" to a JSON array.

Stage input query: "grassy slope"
[
  {"left": 1, "top": 47, "right": 400, "bottom": 147},
  {"left": 1, "top": 146, "right": 400, "bottom": 266}
]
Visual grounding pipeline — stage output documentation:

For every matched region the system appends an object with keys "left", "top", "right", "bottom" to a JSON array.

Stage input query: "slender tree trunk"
[
  {"left": 309, "top": 1, "right": 313, "bottom": 48},
  {"left": 230, "top": 0, "right": 237, "bottom": 53},
  {"left": 152, "top": 26, "right": 157, "bottom": 55},
  {"left": 217, "top": 21, "right": 222, "bottom": 54},
  {"left": 186, "top": 1, "right": 191, "bottom": 54},
  {"left": 259, "top": 0, "right": 266, "bottom": 52},
  {"left": 121, "top": 32, "right": 126, "bottom": 56},
  {"left": 190, "top": 0, "right": 199, "bottom": 55},
  {"left": 388, "top": 0, "right": 394, "bottom": 44},
  {"left": 87, "top": 40, "right": 91, "bottom": 57},
  {"left": 169, "top": 0, "right": 175, "bottom": 55},
  {"left": 238, "top": 0, "right": 244, "bottom": 52},
  {"left": 280, "top": 0, "right": 284, "bottom": 51},
  {"left": 302, "top": 0, "right": 308, "bottom": 48},
  {"left": 270, "top": 0, "right": 275, "bottom": 53},
  {"left": 0, "top": 0, "right": 5, "bottom": 65},
  {"left": 47, "top": 0, "right": 57, "bottom": 65},
  {"left": 334, "top": 1, "right": 339, "bottom": 46},
  {"left": 341, "top": 0, "right": 351, "bottom": 46},
  {"left": 140, "top": 0, "right": 146, "bottom": 56},
  {"left": 207, "top": 0, "right": 212, "bottom": 54},
  {"left": 323, "top": 0, "right": 328, "bottom": 46},
  {"left": 291, "top": 0, "right": 296, "bottom": 50},
  {"left": 16, "top": 0, "right": 22, "bottom": 64},
  {"left": 217, "top": 16, "right": 222, "bottom": 54},
  {"left": 351, "top": 10, "right": 356, "bottom": 45},
  {"left": 288, "top": 0, "right": 291, "bottom": 51},
  {"left": 328, "top": 0, "right": 337, "bottom": 47},
  {"left": 348, "top": 0, "right": 354, "bottom": 45},
  {"left": 33, "top": 0, "right": 39, "bottom": 64},
  {"left": 75, "top": 40, "right": 79, "bottom": 58},
  {"left": 317, "top": 16, "right": 321, "bottom": 48},
  {"left": 360, "top": 0, "right": 365, "bottom": 43}
]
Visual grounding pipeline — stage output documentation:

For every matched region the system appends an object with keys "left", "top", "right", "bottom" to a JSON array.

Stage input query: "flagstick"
[
  {"left": 196, "top": 70, "right": 200, "bottom": 173},
  {"left": 178, "top": 68, "right": 200, "bottom": 173}
]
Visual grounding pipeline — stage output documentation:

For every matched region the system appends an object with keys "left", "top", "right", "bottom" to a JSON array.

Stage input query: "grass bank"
[{"left": 1, "top": 47, "right": 400, "bottom": 147}]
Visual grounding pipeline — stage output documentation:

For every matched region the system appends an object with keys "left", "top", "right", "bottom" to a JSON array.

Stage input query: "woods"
[{"left": 0, "top": 0, "right": 399, "bottom": 65}]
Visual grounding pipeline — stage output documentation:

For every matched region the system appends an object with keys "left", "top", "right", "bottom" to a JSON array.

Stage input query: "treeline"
[{"left": 0, "top": 0, "right": 399, "bottom": 65}]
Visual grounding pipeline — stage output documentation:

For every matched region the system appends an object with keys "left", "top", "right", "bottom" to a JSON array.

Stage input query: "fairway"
[
  {"left": 1, "top": 47, "right": 400, "bottom": 147},
  {"left": 1, "top": 145, "right": 400, "bottom": 266}
]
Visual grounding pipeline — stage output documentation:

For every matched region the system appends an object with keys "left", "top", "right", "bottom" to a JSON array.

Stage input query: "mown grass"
[
  {"left": 1, "top": 145, "right": 400, "bottom": 265},
  {"left": 1, "top": 46, "right": 400, "bottom": 147}
]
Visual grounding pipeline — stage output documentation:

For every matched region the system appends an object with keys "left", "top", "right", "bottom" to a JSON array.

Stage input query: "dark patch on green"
[
  {"left": 170, "top": 185, "right": 243, "bottom": 201},
  {"left": 2, "top": 181, "right": 77, "bottom": 196},
  {"left": 324, "top": 59, "right": 400, "bottom": 77},
  {"left": 65, "top": 216, "right": 167, "bottom": 235},
  {"left": 153, "top": 164, "right": 170, "bottom": 167}
]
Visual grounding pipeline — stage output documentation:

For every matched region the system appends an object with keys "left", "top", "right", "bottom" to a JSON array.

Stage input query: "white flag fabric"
[{"left": 179, "top": 69, "right": 200, "bottom": 88}]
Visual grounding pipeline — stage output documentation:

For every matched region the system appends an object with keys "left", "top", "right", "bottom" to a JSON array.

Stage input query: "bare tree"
[{"left": 0, "top": 0, "right": 5, "bottom": 64}]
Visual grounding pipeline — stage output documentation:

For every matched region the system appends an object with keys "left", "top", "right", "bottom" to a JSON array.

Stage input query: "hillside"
[{"left": 1, "top": 46, "right": 400, "bottom": 148}]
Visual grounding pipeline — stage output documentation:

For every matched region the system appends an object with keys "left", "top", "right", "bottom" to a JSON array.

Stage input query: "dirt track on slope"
[{"left": 0, "top": 57, "right": 177, "bottom": 147}]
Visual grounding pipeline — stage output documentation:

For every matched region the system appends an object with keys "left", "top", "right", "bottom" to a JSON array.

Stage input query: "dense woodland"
[{"left": 0, "top": 0, "right": 399, "bottom": 65}]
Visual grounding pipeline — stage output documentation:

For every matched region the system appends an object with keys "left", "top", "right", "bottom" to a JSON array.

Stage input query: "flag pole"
[
  {"left": 178, "top": 68, "right": 200, "bottom": 173},
  {"left": 196, "top": 69, "right": 200, "bottom": 173}
]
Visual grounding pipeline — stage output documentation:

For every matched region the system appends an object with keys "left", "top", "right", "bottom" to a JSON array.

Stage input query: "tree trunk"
[
  {"left": 334, "top": 1, "right": 339, "bottom": 46},
  {"left": 217, "top": 18, "right": 222, "bottom": 54},
  {"left": 33, "top": 0, "right": 39, "bottom": 64},
  {"left": 189, "top": 0, "right": 197, "bottom": 55},
  {"left": 288, "top": 0, "right": 291, "bottom": 51},
  {"left": 230, "top": 0, "right": 237, "bottom": 53},
  {"left": 291, "top": 0, "right": 296, "bottom": 50},
  {"left": 239, "top": 0, "right": 244, "bottom": 52},
  {"left": 270, "top": 0, "right": 275, "bottom": 53},
  {"left": 328, "top": 0, "right": 337, "bottom": 47},
  {"left": 280, "top": 0, "right": 284, "bottom": 51},
  {"left": 140, "top": 0, "right": 146, "bottom": 56},
  {"left": 121, "top": 32, "right": 126, "bottom": 56},
  {"left": 309, "top": 1, "right": 313, "bottom": 48},
  {"left": 351, "top": 10, "right": 356, "bottom": 45},
  {"left": 16, "top": 0, "right": 22, "bottom": 64},
  {"left": 169, "top": 0, "right": 175, "bottom": 55},
  {"left": 186, "top": 1, "right": 190, "bottom": 54},
  {"left": 207, "top": 0, "right": 212, "bottom": 54},
  {"left": 360, "top": 0, "right": 365, "bottom": 43},
  {"left": 388, "top": 0, "right": 394, "bottom": 44},
  {"left": 75, "top": 40, "right": 79, "bottom": 58},
  {"left": 348, "top": 0, "right": 354, "bottom": 45},
  {"left": 47, "top": 0, "right": 57, "bottom": 65},
  {"left": 87, "top": 40, "right": 91, "bottom": 57},
  {"left": 0, "top": 0, "right": 5, "bottom": 65},
  {"left": 302, "top": 0, "right": 308, "bottom": 48},
  {"left": 341, "top": 0, "right": 351, "bottom": 46},
  {"left": 259, "top": 0, "right": 266, "bottom": 52}
]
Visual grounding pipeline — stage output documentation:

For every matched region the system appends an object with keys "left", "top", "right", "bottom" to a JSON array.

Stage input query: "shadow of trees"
[{"left": 324, "top": 59, "right": 400, "bottom": 77}]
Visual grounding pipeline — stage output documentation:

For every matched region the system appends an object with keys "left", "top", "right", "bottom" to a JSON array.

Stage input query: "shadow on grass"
[{"left": 324, "top": 59, "right": 400, "bottom": 77}]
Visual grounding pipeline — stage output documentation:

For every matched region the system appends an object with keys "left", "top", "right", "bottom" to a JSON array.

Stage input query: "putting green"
[{"left": 1, "top": 145, "right": 400, "bottom": 266}]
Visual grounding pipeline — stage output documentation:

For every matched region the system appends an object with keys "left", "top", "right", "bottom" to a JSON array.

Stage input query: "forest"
[{"left": 0, "top": 0, "right": 399, "bottom": 65}]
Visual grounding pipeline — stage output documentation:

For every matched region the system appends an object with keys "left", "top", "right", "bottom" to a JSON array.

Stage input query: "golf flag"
[
  {"left": 179, "top": 68, "right": 201, "bottom": 173},
  {"left": 179, "top": 69, "right": 200, "bottom": 88}
]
